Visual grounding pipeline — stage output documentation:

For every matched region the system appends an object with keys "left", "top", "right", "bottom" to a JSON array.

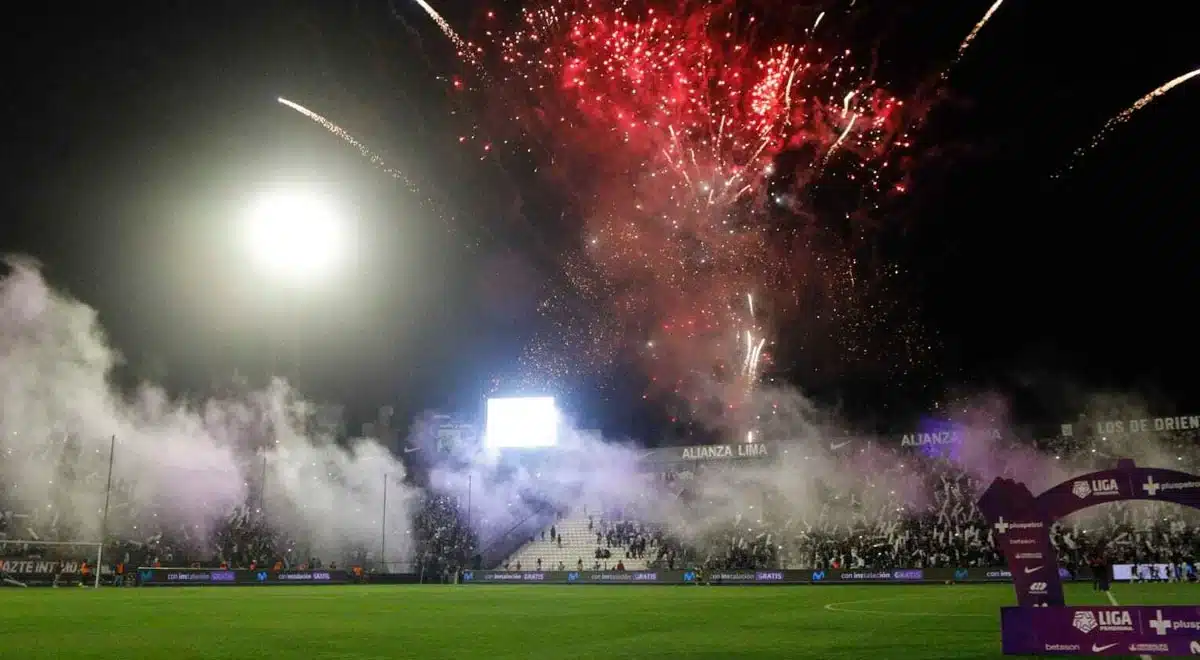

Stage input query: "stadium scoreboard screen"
[{"left": 484, "top": 396, "right": 559, "bottom": 450}]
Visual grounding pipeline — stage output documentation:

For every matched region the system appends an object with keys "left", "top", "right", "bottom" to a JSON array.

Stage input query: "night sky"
[{"left": 1, "top": 1, "right": 1196, "bottom": 439}]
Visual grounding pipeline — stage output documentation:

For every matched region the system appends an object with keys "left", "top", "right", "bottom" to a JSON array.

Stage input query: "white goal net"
[{"left": 0, "top": 540, "right": 104, "bottom": 587}]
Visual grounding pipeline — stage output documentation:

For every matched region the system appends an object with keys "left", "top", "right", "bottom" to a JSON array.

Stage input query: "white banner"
[{"left": 1089, "top": 414, "right": 1200, "bottom": 436}]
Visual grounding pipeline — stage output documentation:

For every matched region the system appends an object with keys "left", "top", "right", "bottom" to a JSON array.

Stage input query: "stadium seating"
[{"left": 502, "top": 512, "right": 650, "bottom": 572}]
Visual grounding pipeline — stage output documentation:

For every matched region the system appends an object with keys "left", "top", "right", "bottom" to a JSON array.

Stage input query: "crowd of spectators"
[
  {"left": 649, "top": 425, "right": 1200, "bottom": 573},
  {"left": 3, "top": 420, "right": 1200, "bottom": 578},
  {"left": 1, "top": 474, "right": 472, "bottom": 579}
]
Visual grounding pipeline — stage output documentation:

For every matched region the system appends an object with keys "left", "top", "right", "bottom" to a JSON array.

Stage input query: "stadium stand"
[
  {"left": 2, "top": 416, "right": 1199, "bottom": 580},
  {"left": 503, "top": 512, "right": 656, "bottom": 572}
]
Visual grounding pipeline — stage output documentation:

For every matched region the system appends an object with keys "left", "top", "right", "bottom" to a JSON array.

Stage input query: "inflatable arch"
[{"left": 977, "top": 459, "right": 1200, "bottom": 655}]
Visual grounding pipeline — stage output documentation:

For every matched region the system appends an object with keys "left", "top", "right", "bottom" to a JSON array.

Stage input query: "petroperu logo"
[
  {"left": 1073, "top": 611, "right": 1135, "bottom": 633},
  {"left": 1149, "top": 609, "right": 1200, "bottom": 635},
  {"left": 1072, "top": 478, "right": 1120, "bottom": 499},
  {"left": 1130, "top": 643, "right": 1170, "bottom": 653},
  {"left": 1150, "top": 610, "right": 1172, "bottom": 636},
  {"left": 1143, "top": 476, "right": 1200, "bottom": 496},
  {"left": 1015, "top": 553, "right": 1043, "bottom": 560},
  {"left": 992, "top": 518, "right": 1043, "bottom": 535},
  {"left": 1028, "top": 581, "right": 1047, "bottom": 594}
]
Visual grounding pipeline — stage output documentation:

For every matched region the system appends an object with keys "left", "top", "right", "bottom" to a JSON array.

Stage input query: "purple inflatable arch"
[{"left": 978, "top": 458, "right": 1200, "bottom": 607}]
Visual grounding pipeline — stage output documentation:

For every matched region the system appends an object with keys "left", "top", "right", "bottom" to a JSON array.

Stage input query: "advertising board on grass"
[
  {"left": 456, "top": 567, "right": 1090, "bottom": 585},
  {"left": 134, "top": 567, "right": 351, "bottom": 586}
]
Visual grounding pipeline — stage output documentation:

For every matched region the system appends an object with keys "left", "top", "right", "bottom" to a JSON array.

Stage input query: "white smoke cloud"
[
  {"left": 425, "top": 391, "right": 933, "bottom": 562},
  {"left": 425, "top": 384, "right": 1198, "bottom": 565},
  {"left": 0, "top": 257, "right": 419, "bottom": 563},
  {"left": 5, "top": 254, "right": 1190, "bottom": 569}
]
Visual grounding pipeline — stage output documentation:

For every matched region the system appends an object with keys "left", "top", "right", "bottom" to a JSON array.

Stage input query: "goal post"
[{"left": 0, "top": 539, "right": 105, "bottom": 588}]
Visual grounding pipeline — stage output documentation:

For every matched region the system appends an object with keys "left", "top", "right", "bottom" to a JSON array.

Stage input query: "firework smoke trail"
[
  {"left": 742, "top": 292, "right": 766, "bottom": 386},
  {"left": 822, "top": 113, "right": 860, "bottom": 166},
  {"left": 411, "top": 0, "right": 477, "bottom": 64},
  {"left": 276, "top": 97, "right": 423, "bottom": 195},
  {"left": 740, "top": 292, "right": 767, "bottom": 444},
  {"left": 940, "top": 0, "right": 1007, "bottom": 81},
  {"left": 1055, "top": 67, "right": 1200, "bottom": 177}
]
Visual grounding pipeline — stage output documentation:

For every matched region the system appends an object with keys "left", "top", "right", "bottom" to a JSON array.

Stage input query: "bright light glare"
[
  {"left": 485, "top": 397, "right": 559, "bottom": 449},
  {"left": 244, "top": 192, "right": 346, "bottom": 280}
]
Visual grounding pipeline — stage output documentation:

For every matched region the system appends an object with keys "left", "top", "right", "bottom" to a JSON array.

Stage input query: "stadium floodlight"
[
  {"left": 242, "top": 190, "right": 346, "bottom": 282},
  {"left": 485, "top": 397, "right": 559, "bottom": 450}
]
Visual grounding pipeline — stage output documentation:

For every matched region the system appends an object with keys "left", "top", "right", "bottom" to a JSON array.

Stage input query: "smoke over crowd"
[
  {"left": 2, "top": 255, "right": 1196, "bottom": 571},
  {"left": 0, "top": 257, "right": 418, "bottom": 562}
]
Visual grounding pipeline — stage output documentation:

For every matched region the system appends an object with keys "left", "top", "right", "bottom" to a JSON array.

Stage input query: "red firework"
[{"left": 456, "top": 0, "right": 927, "bottom": 421}]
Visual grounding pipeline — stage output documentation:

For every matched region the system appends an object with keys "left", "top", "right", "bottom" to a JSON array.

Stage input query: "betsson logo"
[{"left": 1045, "top": 644, "right": 1080, "bottom": 652}]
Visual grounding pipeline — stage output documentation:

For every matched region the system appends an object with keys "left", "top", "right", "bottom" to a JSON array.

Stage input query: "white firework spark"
[
  {"left": 276, "top": 97, "right": 423, "bottom": 195},
  {"left": 1056, "top": 68, "right": 1200, "bottom": 176}
]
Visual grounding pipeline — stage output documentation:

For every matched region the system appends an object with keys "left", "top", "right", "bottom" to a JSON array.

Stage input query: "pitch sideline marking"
[
  {"left": 822, "top": 592, "right": 991, "bottom": 618},
  {"left": 1105, "top": 590, "right": 1151, "bottom": 660}
]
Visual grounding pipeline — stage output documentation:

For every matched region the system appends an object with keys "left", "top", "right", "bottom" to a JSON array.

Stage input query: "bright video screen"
[
  {"left": 1111, "top": 563, "right": 1175, "bottom": 581},
  {"left": 485, "top": 397, "right": 559, "bottom": 449}
]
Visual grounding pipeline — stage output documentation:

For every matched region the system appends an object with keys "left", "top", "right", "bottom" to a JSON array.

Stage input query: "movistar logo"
[
  {"left": 567, "top": 572, "right": 579, "bottom": 582},
  {"left": 256, "top": 571, "right": 268, "bottom": 582},
  {"left": 683, "top": 571, "right": 696, "bottom": 582},
  {"left": 138, "top": 569, "right": 154, "bottom": 582},
  {"left": 461, "top": 571, "right": 473, "bottom": 581},
  {"left": 812, "top": 571, "right": 825, "bottom": 581},
  {"left": 954, "top": 569, "right": 968, "bottom": 580}
]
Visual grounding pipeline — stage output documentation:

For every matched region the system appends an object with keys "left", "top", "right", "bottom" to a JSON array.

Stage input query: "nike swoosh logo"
[
  {"left": 1024, "top": 566, "right": 1042, "bottom": 574},
  {"left": 403, "top": 447, "right": 419, "bottom": 453},
  {"left": 830, "top": 441, "right": 851, "bottom": 450},
  {"left": 637, "top": 451, "right": 655, "bottom": 460},
  {"left": 1091, "top": 643, "right": 1118, "bottom": 652}
]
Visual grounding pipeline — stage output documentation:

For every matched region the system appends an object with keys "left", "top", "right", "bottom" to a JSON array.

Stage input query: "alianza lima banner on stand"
[{"left": 634, "top": 442, "right": 775, "bottom": 466}]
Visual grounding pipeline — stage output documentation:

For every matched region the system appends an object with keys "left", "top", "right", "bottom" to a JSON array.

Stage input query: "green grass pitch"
[{"left": 1, "top": 583, "right": 1195, "bottom": 659}]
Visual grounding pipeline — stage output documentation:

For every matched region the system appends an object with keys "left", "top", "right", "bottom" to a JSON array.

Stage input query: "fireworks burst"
[
  {"left": 1055, "top": 67, "right": 1200, "bottom": 177},
  {"left": 411, "top": 0, "right": 1033, "bottom": 426},
  {"left": 439, "top": 0, "right": 939, "bottom": 424}
]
